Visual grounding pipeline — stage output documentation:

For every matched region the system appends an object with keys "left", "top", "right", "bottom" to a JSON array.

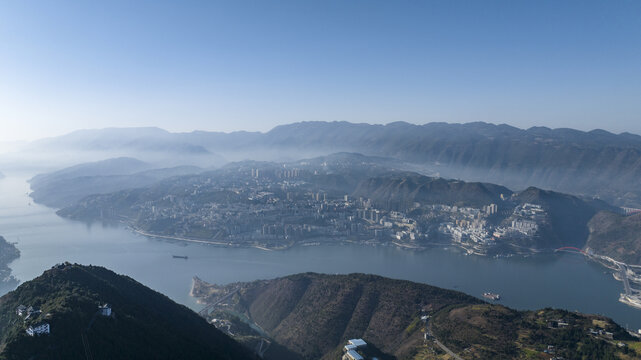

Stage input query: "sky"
[{"left": 0, "top": 0, "right": 640, "bottom": 141}]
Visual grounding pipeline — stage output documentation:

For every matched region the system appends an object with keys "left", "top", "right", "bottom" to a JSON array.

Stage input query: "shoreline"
[{"left": 129, "top": 225, "right": 641, "bottom": 312}]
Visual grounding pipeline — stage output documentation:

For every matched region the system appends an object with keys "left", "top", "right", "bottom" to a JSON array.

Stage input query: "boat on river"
[{"left": 483, "top": 292, "right": 501, "bottom": 301}]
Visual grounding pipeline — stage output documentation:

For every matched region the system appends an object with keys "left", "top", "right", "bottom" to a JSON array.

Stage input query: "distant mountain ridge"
[
  {"left": 29, "top": 157, "right": 203, "bottom": 208},
  {"left": 32, "top": 127, "right": 210, "bottom": 154},
  {"left": 26, "top": 121, "right": 641, "bottom": 207}
]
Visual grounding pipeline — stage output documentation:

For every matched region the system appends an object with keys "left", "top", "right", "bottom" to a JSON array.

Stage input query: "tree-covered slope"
[
  {"left": 587, "top": 211, "right": 641, "bottom": 265},
  {"left": 0, "top": 263, "right": 256, "bottom": 360},
  {"left": 194, "top": 273, "right": 641, "bottom": 360},
  {"left": 195, "top": 273, "right": 481, "bottom": 360},
  {"left": 512, "top": 187, "right": 616, "bottom": 249},
  {"left": 352, "top": 174, "right": 512, "bottom": 209},
  {"left": 0, "top": 237, "right": 19, "bottom": 289},
  {"left": 431, "top": 304, "right": 638, "bottom": 360}
]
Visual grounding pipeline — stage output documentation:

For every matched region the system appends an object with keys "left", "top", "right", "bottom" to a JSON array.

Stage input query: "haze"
[{"left": 1, "top": 0, "right": 640, "bottom": 142}]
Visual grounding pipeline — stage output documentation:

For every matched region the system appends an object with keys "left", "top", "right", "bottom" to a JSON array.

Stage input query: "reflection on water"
[{"left": 1, "top": 175, "right": 640, "bottom": 330}]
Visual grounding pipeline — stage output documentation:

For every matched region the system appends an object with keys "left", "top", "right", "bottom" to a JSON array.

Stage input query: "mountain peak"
[{"left": 0, "top": 263, "right": 255, "bottom": 360}]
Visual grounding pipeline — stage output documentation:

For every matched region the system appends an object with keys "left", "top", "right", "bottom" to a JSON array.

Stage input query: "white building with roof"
[
  {"left": 343, "top": 349, "right": 364, "bottom": 360},
  {"left": 26, "top": 323, "right": 50, "bottom": 336},
  {"left": 98, "top": 304, "right": 112, "bottom": 316},
  {"left": 348, "top": 339, "right": 367, "bottom": 347}
]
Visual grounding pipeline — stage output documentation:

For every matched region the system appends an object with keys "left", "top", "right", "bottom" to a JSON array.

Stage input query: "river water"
[{"left": 1, "top": 175, "right": 639, "bottom": 330}]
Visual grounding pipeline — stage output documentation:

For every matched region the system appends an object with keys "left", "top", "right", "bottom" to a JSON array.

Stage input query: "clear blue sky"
[{"left": 0, "top": 0, "right": 640, "bottom": 141}]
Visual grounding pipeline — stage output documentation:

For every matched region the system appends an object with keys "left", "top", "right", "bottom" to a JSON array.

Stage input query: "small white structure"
[
  {"left": 26, "top": 323, "right": 50, "bottom": 336},
  {"left": 98, "top": 304, "right": 112, "bottom": 317},
  {"left": 344, "top": 344, "right": 358, "bottom": 352},
  {"left": 343, "top": 350, "right": 364, "bottom": 360},
  {"left": 16, "top": 305, "right": 27, "bottom": 316},
  {"left": 342, "top": 339, "right": 367, "bottom": 360},
  {"left": 347, "top": 339, "right": 367, "bottom": 348}
]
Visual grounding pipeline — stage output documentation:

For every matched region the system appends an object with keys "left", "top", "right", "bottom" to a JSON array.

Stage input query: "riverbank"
[
  {"left": 0, "top": 236, "right": 20, "bottom": 285},
  {"left": 4, "top": 175, "right": 641, "bottom": 330}
]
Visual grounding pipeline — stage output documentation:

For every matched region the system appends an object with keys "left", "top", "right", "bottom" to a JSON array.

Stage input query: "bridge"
[
  {"left": 198, "top": 287, "right": 239, "bottom": 316},
  {"left": 554, "top": 246, "right": 588, "bottom": 255}
]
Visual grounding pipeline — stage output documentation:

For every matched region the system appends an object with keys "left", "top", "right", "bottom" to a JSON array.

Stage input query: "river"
[{"left": 1, "top": 175, "right": 639, "bottom": 330}]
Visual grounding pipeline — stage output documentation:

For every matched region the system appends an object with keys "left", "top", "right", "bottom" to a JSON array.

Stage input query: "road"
[
  {"left": 619, "top": 263, "right": 632, "bottom": 296},
  {"left": 434, "top": 338, "right": 464, "bottom": 360},
  {"left": 428, "top": 319, "right": 464, "bottom": 360},
  {"left": 198, "top": 287, "right": 239, "bottom": 316}
]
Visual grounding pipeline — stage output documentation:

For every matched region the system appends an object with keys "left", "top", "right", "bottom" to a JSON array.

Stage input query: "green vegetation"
[
  {"left": 194, "top": 273, "right": 641, "bottom": 360},
  {"left": 514, "top": 187, "right": 614, "bottom": 249},
  {"left": 431, "top": 305, "right": 639, "bottom": 359},
  {"left": 0, "top": 236, "right": 19, "bottom": 286},
  {"left": 196, "top": 273, "right": 481, "bottom": 360},
  {"left": 352, "top": 174, "right": 511, "bottom": 209},
  {"left": 0, "top": 263, "right": 255, "bottom": 360},
  {"left": 587, "top": 211, "right": 641, "bottom": 265}
]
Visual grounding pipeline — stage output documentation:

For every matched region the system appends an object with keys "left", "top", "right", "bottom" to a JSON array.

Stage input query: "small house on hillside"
[
  {"left": 342, "top": 339, "right": 368, "bottom": 360},
  {"left": 98, "top": 303, "right": 112, "bottom": 316},
  {"left": 347, "top": 339, "right": 367, "bottom": 348},
  {"left": 26, "top": 323, "right": 50, "bottom": 336},
  {"left": 343, "top": 350, "right": 364, "bottom": 360},
  {"left": 16, "top": 305, "right": 27, "bottom": 316}
]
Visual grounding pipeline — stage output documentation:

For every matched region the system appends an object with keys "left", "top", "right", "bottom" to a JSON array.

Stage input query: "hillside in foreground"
[
  {"left": 192, "top": 273, "right": 641, "bottom": 360},
  {"left": 0, "top": 263, "right": 256, "bottom": 360}
]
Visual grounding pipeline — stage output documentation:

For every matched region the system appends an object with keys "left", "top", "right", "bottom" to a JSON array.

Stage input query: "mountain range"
[
  {"left": 22, "top": 121, "right": 641, "bottom": 207},
  {"left": 29, "top": 157, "right": 202, "bottom": 208}
]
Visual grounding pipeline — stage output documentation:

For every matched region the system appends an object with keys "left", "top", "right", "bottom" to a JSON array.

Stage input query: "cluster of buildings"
[
  {"left": 439, "top": 202, "right": 547, "bottom": 255},
  {"left": 127, "top": 170, "right": 428, "bottom": 248},
  {"left": 17, "top": 303, "right": 112, "bottom": 337},
  {"left": 16, "top": 305, "right": 49, "bottom": 337},
  {"left": 88, "top": 162, "right": 549, "bottom": 254},
  {"left": 132, "top": 168, "right": 547, "bottom": 253},
  {"left": 341, "top": 338, "right": 379, "bottom": 360}
]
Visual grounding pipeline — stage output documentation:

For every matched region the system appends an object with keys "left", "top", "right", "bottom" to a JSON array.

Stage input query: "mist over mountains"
[{"left": 18, "top": 121, "right": 641, "bottom": 207}]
